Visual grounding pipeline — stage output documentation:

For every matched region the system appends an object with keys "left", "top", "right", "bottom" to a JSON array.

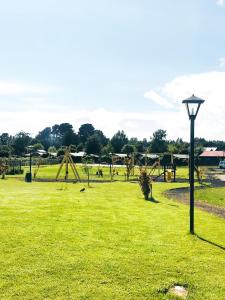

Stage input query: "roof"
[
  {"left": 142, "top": 154, "right": 159, "bottom": 159},
  {"left": 200, "top": 151, "right": 225, "bottom": 158},
  {"left": 113, "top": 153, "right": 128, "bottom": 158},
  {"left": 173, "top": 154, "right": 189, "bottom": 159},
  {"left": 70, "top": 151, "right": 86, "bottom": 157},
  {"left": 204, "top": 147, "right": 217, "bottom": 152}
]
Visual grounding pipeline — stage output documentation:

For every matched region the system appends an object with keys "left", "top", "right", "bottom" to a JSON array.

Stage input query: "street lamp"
[{"left": 182, "top": 95, "right": 205, "bottom": 234}]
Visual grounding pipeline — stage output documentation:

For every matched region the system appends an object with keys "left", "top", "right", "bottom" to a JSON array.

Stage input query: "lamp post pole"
[
  {"left": 190, "top": 115, "right": 195, "bottom": 234},
  {"left": 182, "top": 94, "right": 205, "bottom": 234},
  {"left": 29, "top": 149, "right": 32, "bottom": 175}
]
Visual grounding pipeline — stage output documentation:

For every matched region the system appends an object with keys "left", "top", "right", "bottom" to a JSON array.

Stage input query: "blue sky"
[{"left": 0, "top": 0, "right": 225, "bottom": 140}]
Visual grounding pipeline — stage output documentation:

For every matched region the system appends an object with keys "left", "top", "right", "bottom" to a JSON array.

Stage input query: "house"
[{"left": 199, "top": 151, "right": 225, "bottom": 165}]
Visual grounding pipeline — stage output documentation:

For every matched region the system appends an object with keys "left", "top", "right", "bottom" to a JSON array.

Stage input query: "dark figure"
[{"left": 80, "top": 188, "right": 85, "bottom": 192}]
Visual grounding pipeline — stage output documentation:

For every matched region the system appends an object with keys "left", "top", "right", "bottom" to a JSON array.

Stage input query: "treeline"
[{"left": 0, "top": 122, "right": 225, "bottom": 157}]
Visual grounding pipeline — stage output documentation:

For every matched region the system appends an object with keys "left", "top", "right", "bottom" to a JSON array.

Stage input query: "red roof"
[{"left": 200, "top": 151, "right": 225, "bottom": 157}]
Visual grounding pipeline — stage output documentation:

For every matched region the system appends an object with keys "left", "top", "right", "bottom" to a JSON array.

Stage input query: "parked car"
[{"left": 218, "top": 160, "right": 225, "bottom": 169}]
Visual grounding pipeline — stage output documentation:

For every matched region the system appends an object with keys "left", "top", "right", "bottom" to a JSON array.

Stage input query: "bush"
[{"left": 139, "top": 169, "right": 152, "bottom": 200}]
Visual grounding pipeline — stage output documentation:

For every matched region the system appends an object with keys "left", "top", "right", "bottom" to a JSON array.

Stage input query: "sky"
[{"left": 0, "top": 0, "right": 225, "bottom": 141}]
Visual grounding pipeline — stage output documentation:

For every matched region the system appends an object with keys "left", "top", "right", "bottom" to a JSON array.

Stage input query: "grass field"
[
  {"left": 195, "top": 186, "right": 225, "bottom": 208},
  {"left": 18, "top": 164, "right": 191, "bottom": 182},
  {"left": 0, "top": 177, "right": 224, "bottom": 299}
]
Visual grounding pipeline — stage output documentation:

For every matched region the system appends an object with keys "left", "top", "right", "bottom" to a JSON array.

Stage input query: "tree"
[
  {"left": 101, "top": 143, "right": 114, "bottom": 155},
  {"left": 168, "top": 143, "right": 178, "bottom": 154},
  {"left": 36, "top": 127, "right": 52, "bottom": 150},
  {"left": 121, "top": 144, "right": 135, "bottom": 155},
  {"left": 51, "top": 123, "right": 75, "bottom": 147},
  {"left": 85, "top": 134, "right": 102, "bottom": 154},
  {"left": 62, "top": 131, "right": 79, "bottom": 146},
  {"left": 77, "top": 143, "right": 84, "bottom": 152},
  {"left": 78, "top": 124, "right": 95, "bottom": 143},
  {"left": 48, "top": 146, "right": 57, "bottom": 153},
  {"left": 13, "top": 132, "right": 32, "bottom": 156},
  {"left": 32, "top": 143, "right": 44, "bottom": 151},
  {"left": 150, "top": 129, "right": 168, "bottom": 153},
  {"left": 0, "top": 133, "right": 11, "bottom": 145},
  {"left": 111, "top": 130, "right": 128, "bottom": 153},
  {"left": 93, "top": 130, "right": 108, "bottom": 146},
  {"left": 0, "top": 145, "right": 12, "bottom": 157}
]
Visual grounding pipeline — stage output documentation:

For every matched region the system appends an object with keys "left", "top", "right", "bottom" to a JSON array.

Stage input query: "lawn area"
[
  {"left": 0, "top": 178, "right": 224, "bottom": 299},
  {"left": 19, "top": 164, "right": 192, "bottom": 182},
  {"left": 21, "top": 164, "right": 141, "bottom": 181},
  {"left": 195, "top": 186, "right": 225, "bottom": 208}
]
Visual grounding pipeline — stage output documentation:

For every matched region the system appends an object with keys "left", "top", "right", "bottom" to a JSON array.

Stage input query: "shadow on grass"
[
  {"left": 167, "top": 203, "right": 179, "bottom": 207},
  {"left": 146, "top": 197, "right": 160, "bottom": 203},
  {"left": 196, "top": 234, "right": 225, "bottom": 251}
]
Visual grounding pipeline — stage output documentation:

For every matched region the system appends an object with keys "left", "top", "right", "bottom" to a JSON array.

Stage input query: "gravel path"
[{"left": 166, "top": 188, "right": 225, "bottom": 219}]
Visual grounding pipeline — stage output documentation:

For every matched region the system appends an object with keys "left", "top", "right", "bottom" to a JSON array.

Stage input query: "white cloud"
[
  {"left": 0, "top": 107, "right": 188, "bottom": 140},
  {"left": 0, "top": 74, "right": 225, "bottom": 142},
  {"left": 219, "top": 57, "right": 225, "bottom": 67},
  {"left": 216, "top": 0, "right": 224, "bottom": 6},
  {"left": 145, "top": 71, "right": 225, "bottom": 140},
  {"left": 144, "top": 90, "right": 174, "bottom": 109}
]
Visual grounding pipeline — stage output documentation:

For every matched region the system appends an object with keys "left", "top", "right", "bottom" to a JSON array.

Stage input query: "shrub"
[{"left": 139, "top": 169, "right": 152, "bottom": 200}]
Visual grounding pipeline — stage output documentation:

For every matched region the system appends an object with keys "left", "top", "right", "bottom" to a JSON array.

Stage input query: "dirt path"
[{"left": 165, "top": 187, "right": 225, "bottom": 219}]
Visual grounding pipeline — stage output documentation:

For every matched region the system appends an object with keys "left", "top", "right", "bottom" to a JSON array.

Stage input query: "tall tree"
[
  {"left": 51, "top": 123, "right": 75, "bottom": 147},
  {"left": 85, "top": 134, "right": 102, "bottom": 154},
  {"left": 111, "top": 130, "right": 128, "bottom": 153},
  {"left": 0, "top": 133, "right": 11, "bottom": 145},
  {"left": 36, "top": 127, "right": 52, "bottom": 150},
  {"left": 121, "top": 144, "right": 135, "bottom": 155},
  {"left": 13, "top": 132, "right": 32, "bottom": 156},
  {"left": 78, "top": 123, "right": 95, "bottom": 143},
  {"left": 93, "top": 130, "right": 108, "bottom": 146},
  {"left": 150, "top": 129, "right": 168, "bottom": 153}
]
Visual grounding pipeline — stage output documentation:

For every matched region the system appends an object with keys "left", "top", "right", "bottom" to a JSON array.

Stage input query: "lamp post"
[{"left": 182, "top": 95, "right": 205, "bottom": 234}]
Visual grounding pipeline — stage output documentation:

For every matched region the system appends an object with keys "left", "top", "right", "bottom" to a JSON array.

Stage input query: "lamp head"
[{"left": 182, "top": 94, "right": 205, "bottom": 119}]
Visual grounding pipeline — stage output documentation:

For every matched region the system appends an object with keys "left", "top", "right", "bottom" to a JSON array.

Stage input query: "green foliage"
[
  {"left": 78, "top": 123, "right": 95, "bottom": 143},
  {"left": 139, "top": 169, "right": 152, "bottom": 199},
  {"left": 36, "top": 127, "right": 52, "bottom": 149},
  {"left": 0, "top": 145, "right": 12, "bottom": 157},
  {"left": 57, "top": 148, "right": 65, "bottom": 156},
  {"left": 150, "top": 129, "right": 168, "bottom": 153},
  {"left": 48, "top": 146, "right": 57, "bottom": 153},
  {"left": 77, "top": 143, "right": 84, "bottom": 152},
  {"left": 111, "top": 130, "right": 128, "bottom": 153},
  {"left": 32, "top": 143, "right": 44, "bottom": 151},
  {"left": 13, "top": 131, "right": 32, "bottom": 156},
  {"left": 101, "top": 143, "right": 114, "bottom": 156},
  {"left": 121, "top": 144, "right": 135, "bottom": 154},
  {"left": 85, "top": 134, "right": 102, "bottom": 154}
]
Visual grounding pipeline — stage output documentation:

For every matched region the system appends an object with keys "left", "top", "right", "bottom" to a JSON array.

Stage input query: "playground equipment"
[
  {"left": 110, "top": 153, "right": 135, "bottom": 181},
  {"left": 82, "top": 155, "right": 93, "bottom": 186},
  {"left": 56, "top": 147, "right": 80, "bottom": 182},
  {"left": 146, "top": 154, "right": 176, "bottom": 182},
  {"left": 33, "top": 158, "right": 45, "bottom": 178}
]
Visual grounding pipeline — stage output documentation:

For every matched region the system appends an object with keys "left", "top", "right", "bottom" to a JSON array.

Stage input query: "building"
[{"left": 199, "top": 151, "right": 225, "bottom": 165}]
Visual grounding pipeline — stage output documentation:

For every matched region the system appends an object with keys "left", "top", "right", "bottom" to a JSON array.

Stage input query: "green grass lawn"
[
  {"left": 0, "top": 178, "right": 224, "bottom": 299},
  {"left": 18, "top": 163, "right": 203, "bottom": 182},
  {"left": 21, "top": 164, "right": 141, "bottom": 181},
  {"left": 195, "top": 186, "right": 225, "bottom": 208}
]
